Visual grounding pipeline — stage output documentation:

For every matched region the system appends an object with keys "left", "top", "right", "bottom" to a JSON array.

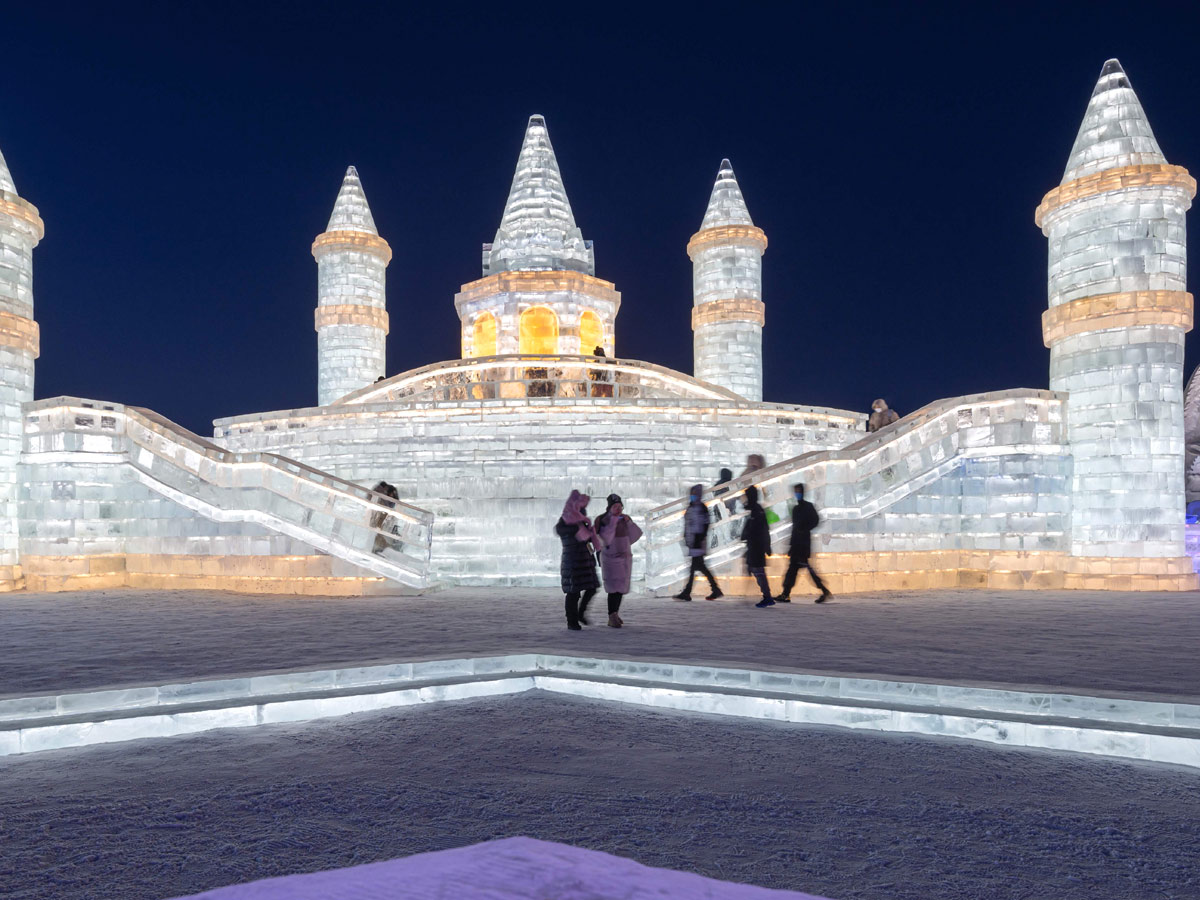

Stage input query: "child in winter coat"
[
  {"left": 595, "top": 493, "right": 643, "bottom": 628},
  {"left": 554, "top": 490, "right": 600, "bottom": 630}
]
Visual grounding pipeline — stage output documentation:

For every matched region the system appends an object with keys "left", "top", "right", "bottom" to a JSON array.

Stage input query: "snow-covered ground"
[
  {"left": 2, "top": 693, "right": 1198, "bottom": 900},
  {"left": 1, "top": 588, "right": 1199, "bottom": 699}
]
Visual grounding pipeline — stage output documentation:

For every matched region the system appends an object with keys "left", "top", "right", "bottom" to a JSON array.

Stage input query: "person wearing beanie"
[
  {"left": 595, "top": 493, "right": 643, "bottom": 627},
  {"left": 674, "top": 484, "right": 723, "bottom": 601}
]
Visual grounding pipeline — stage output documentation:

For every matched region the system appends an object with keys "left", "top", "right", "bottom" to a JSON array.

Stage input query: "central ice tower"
[{"left": 455, "top": 116, "right": 620, "bottom": 358}]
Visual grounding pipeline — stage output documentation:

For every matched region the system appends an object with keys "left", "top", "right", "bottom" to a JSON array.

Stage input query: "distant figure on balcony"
[
  {"left": 589, "top": 345, "right": 612, "bottom": 397},
  {"left": 595, "top": 493, "right": 643, "bottom": 628},
  {"left": 775, "top": 483, "right": 831, "bottom": 604},
  {"left": 555, "top": 490, "right": 600, "bottom": 630},
  {"left": 673, "top": 484, "right": 723, "bottom": 601},
  {"left": 743, "top": 485, "right": 775, "bottom": 607},
  {"left": 867, "top": 398, "right": 900, "bottom": 432}
]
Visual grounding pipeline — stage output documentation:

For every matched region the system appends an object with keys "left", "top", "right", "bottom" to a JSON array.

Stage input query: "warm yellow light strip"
[
  {"left": 0, "top": 193, "right": 45, "bottom": 241},
  {"left": 691, "top": 298, "right": 766, "bottom": 329},
  {"left": 0, "top": 309, "right": 39, "bottom": 357},
  {"left": 455, "top": 271, "right": 620, "bottom": 306},
  {"left": 686, "top": 224, "right": 768, "bottom": 259},
  {"left": 1041, "top": 290, "right": 1193, "bottom": 345},
  {"left": 314, "top": 304, "right": 390, "bottom": 333},
  {"left": 311, "top": 230, "right": 393, "bottom": 263},
  {"left": 1035, "top": 163, "right": 1196, "bottom": 229}
]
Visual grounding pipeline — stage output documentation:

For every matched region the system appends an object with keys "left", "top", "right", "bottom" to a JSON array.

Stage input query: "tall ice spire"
[
  {"left": 483, "top": 115, "right": 594, "bottom": 276},
  {"left": 1036, "top": 59, "right": 1197, "bottom": 589},
  {"left": 688, "top": 159, "right": 768, "bottom": 401},
  {"left": 1063, "top": 59, "right": 1165, "bottom": 183},
  {"left": 312, "top": 166, "right": 392, "bottom": 405},
  {"left": 0, "top": 145, "right": 15, "bottom": 194},
  {"left": 701, "top": 159, "right": 755, "bottom": 229}
]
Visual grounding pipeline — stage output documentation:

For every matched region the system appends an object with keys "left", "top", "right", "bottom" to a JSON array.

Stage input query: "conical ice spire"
[
  {"left": 485, "top": 115, "right": 593, "bottom": 275},
  {"left": 0, "top": 144, "right": 16, "bottom": 194},
  {"left": 1062, "top": 59, "right": 1166, "bottom": 183},
  {"left": 325, "top": 166, "right": 378, "bottom": 234},
  {"left": 701, "top": 159, "right": 754, "bottom": 229}
]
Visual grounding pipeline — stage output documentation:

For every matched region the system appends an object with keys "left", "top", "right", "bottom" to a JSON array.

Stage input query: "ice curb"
[{"left": 3, "top": 654, "right": 1199, "bottom": 768}]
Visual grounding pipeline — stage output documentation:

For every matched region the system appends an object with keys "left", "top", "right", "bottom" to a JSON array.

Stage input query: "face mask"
[{"left": 690, "top": 494, "right": 699, "bottom": 503}]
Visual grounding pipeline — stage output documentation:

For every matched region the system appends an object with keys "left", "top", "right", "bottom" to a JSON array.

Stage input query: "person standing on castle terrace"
[
  {"left": 555, "top": 490, "right": 600, "bottom": 630},
  {"left": 674, "top": 485, "right": 723, "bottom": 601},
  {"left": 867, "top": 399, "right": 899, "bottom": 432},
  {"left": 775, "top": 483, "right": 831, "bottom": 604},
  {"left": 743, "top": 485, "right": 775, "bottom": 607},
  {"left": 595, "top": 494, "right": 642, "bottom": 628}
]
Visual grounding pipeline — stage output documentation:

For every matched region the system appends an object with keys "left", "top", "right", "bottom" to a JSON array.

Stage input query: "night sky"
[{"left": 4, "top": 3, "right": 1200, "bottom": 435}]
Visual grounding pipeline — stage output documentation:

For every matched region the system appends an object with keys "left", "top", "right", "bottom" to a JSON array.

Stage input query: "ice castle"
[{"left": 1, "top": 60, "right": 1196, "bottom": 595}]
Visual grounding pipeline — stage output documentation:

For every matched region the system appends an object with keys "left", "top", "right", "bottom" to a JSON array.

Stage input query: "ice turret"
[
  {"left": 455, "top": 116, "right": 619, "bottom": 358},
  {"left": 687, "top": 160, "right": 767, "bottom": 401},
  {"left": 0, "top": 138, "right": 44, "bottom": 589},
  {"left": 312, "top": 166, "right": 392, "bottom": 406},
  {"left": 483, "top": 115, "right": 594, "bottom": 276},
  {"left": 1036, "top": 59, "right": 1196, "bottom": 588}
]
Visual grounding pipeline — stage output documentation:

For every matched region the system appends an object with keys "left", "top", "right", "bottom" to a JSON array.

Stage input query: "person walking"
[
  {"left": 555, "top": 490, "right": 600, "bottom": 630},
  {"left": 868, "top": 399, "right": 900, "bottom": 432},
  {"left": 595, "top": 494, "right": 643, "bottom": 628},
  {"left": 369, "top": 481, "right": 399, "bottom": 554},
  {"left": 743, "top": 485, "right": 775, "bottom": 607},
  {"left": 673, "top": 484, "right": 723, "bottom": 601},
  {"left": 775, "top": 483, "right": 831, "bottom": 604}
]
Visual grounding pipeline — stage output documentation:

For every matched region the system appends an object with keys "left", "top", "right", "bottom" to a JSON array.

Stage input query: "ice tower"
[
  {"left": 1036, "top": 59, "right": 1197, "bottom": 588},
  {"left": 0, "top": 143, "right": 42, "bottom": 590},
  {"left": 455, "top": 116, "right": 619, "bottom": 358},
  {"left": 313, "top": 166, "right": 391, "bottom": 406},
  {"left": 688, "top": 160, "right": 767, "bottom": 401}
]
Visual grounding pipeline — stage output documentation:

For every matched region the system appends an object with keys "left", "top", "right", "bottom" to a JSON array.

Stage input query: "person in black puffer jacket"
[
  {"left": 555, "top": 489, "right": 600, "bottom": 630},
  {"left": 742, "top": 484, "right": 774, "bottom": 607}
]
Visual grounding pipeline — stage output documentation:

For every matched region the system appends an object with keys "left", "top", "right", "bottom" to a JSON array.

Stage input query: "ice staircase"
[
  {"left": 644, "top": 389, "right": 1066, "bottom": 591},
  {"left": 22, "top": 398, "right": 434, "bottom": 588}
]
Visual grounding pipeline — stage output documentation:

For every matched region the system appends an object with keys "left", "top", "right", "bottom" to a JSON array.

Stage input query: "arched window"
[
  {"left": 519, "top": 306, "right": 559, "bottom": 355},
  {"left": 472, "top": 311, "right": 497, "bottom": 357},
  {"left": 579, "top": 310, "right": 604, "bottom": 355}
]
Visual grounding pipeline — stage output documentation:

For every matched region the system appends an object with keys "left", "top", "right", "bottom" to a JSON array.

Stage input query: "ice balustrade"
[
  {"left": 643, "top": 390, "right": 1065, "bottom": 591},
  {"left": 335, "top": 355, "right": 745, "bottom": 406},
  {"left": 23, "top": 398, "right": 434, "bottom": 587}
]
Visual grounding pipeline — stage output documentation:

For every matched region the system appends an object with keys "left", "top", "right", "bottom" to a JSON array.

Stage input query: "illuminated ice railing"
[
  {"left": 644, "top": 389, "right": 1065, "bottom": 590},
  {"left": 337, "top": 355, "right": 748, "bottom": 406},
  {"left": 23, "top": 398, "right": 435, "bottom": 587}
]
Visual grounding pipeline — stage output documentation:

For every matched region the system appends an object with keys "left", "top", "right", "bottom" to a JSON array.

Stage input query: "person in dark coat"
[
  {"left": 673, "top": 484, "right": 723, "bottom": 601},
  {"left": 742, "top": 485, "right": 775, "bottom": 607},
  {"left": 867, "top": 399, "right": 900, "bottom": 432},
  {"left": 776, "top": 483, "right": 831, "bottom": 604},
  {"left": 555, "top": 489, "right": 600, "bottom": 630}
]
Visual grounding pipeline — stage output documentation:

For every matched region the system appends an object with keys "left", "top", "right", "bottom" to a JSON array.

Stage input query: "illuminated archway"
[
  {"left": 472, "top": 312, "right": 497, "bottom": 357},
  {"left": 579, "top": 310, "right": 604, "bottom": 355},
  {"left": 519, "top": 306, "right": 559, "bottom": 354}
]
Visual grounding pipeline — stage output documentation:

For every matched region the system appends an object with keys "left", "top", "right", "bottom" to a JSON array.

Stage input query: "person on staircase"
[
  {"left": 775, "top": 483, "right": 831, "bottom": 604},
  {"left": 595, "top": 494, "right": 643, "bottom": 628},
  {"left": 555, "top": 490, "right": 600, "bottom": 630},
  {"left": 674, "top": 484, "right": 723, "bottom": 601},
  {"left": 867, "top": 398, "right": 900, "bottom": 432},
  {"left": 743, "top": 485, "right": 775, "bottom": 608}
]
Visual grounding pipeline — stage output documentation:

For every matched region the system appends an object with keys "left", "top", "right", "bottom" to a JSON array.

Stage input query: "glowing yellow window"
[
  {"left": 579, "top": 310, "right": 604, "bottom": 355},
  {"left": 472, "top": 312, "right": 497, "bottom": 357},
  {"left": 519, "top": 306, "right": 558, "bottom": 354}
]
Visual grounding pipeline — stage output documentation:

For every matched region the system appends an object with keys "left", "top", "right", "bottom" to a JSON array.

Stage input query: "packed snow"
[
  {"left": 2, "top": 693, "right": 1198, "bottom": 900},
  {"left": 2, "top": 588, "right": 1199, "bottom": 700}
]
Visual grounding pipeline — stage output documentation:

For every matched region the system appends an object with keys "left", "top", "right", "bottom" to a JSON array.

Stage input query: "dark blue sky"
[{"left": 4, "top": 3, "right": 1200, "bottom": 434}]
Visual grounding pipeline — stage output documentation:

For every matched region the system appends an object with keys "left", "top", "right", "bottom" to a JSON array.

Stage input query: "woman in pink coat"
[{"left": 595, "top": 494, "right": 643, "bottom": 628}]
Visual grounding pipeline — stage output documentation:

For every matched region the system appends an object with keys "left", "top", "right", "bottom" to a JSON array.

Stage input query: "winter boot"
[
  {"left": 608, "top": 613, "right": 622, "bottom": 628},
  {"left": 705, "top": 588, "right": 724, "bottom": 600}
]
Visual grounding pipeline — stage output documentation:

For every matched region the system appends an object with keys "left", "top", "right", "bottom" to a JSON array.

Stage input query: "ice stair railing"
[
  {"left": 334, "top": 355, "right": 746, "bottom": 406},
  {"left": 24, "top": 398, "right": 434, "bottom": 587},
  {"left": 643, "top": 389, "right": 1065, "bottom": 591}
]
